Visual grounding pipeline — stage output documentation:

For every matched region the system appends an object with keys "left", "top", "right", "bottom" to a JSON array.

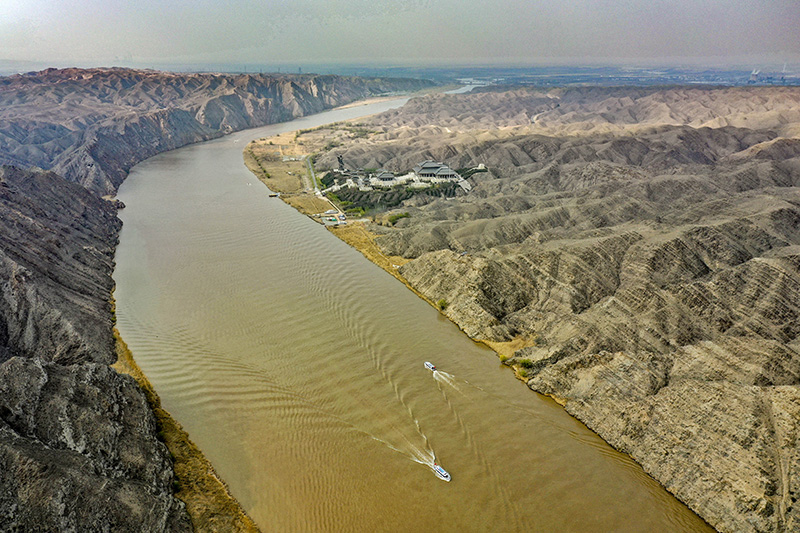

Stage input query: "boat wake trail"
[
  {"left": 374, "top": 433, "right": 450, "bottom": 481},
  {"left": 433, "top": 370, "right": 463, "bottom": 394},
  {"left": 368, "top": 426, "right": 435, "bottom": 468}
]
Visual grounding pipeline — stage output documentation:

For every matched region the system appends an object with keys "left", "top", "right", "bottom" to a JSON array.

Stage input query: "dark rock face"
[
  {"left": 0, "top": 359, "right": 190, "bottom": 532},
  {"left": 0, "top": 67, "right": 435, "bottom": 195},
  {"left": 0, "top": 166, "right": 191, "bottom": 531},
  {"left": 338, "top": 87, "right": 800, "bottom": 532},
  {"left": 0, "top": 166, "right": 120, "bottom": 365}
]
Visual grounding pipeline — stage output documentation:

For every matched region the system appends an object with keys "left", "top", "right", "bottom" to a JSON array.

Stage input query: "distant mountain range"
[{"left": 0, "top": 67, "right": 434, "bottom": 194}]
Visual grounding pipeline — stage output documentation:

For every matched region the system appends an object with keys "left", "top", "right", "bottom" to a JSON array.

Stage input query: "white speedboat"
[
  {"left": 424, "top": 361, "right": 437, "bottom": 372},
  {"left": 432, "top": 463, "right": 451, "bottom": 482}
]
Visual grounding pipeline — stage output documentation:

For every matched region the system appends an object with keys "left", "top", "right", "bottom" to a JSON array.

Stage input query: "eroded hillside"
[{"left": 315, "top": 86, "right": 800, "bottom": 533}]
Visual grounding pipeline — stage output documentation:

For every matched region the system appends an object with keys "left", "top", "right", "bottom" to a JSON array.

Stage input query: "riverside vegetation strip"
[
  {"left": 244, "top": 125, "right": 418, "bottom": 291},
  {"left": 247, "top": 86, "right": 800, "bottom": 533}
]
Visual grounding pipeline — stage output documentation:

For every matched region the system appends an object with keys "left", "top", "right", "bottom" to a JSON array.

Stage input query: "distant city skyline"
[{"left": 1, "top": 0, "right": 798, "bottom": 68}]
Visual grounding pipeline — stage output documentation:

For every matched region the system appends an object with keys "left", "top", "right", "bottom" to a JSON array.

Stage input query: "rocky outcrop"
[
  {"left": 529, "top": 346, "right": 800, "bottom": 533},
  {"left": 331, "top": 87, "right": 800, "bottom": 532},
  {"left": 0, "top": 67, "right": 435, "bottom": 195},
  {"left": 396, "top": 195, "right": 800, "bottom": 533},
  {"left": 0, "top": 166, "right": 191, "bottom": 531},
  {"left": 399, "top": 249, "right": 538, "bottom": 340},
  {"left": 0, "top": 166, "right": 120, "bottom": 365},
  {"left": 0, "top": 359, "right": 190, "bottom": 532}
]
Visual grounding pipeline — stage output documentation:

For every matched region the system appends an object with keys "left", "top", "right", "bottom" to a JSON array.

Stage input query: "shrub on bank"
[{"left": 388, "top": 212, "right": 410, "bottom": 225}]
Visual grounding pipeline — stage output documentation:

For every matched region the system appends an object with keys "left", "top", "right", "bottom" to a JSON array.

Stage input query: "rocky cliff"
[
  {"left": 0, "top": 166, "right": 120, "bottom": 365},
  {"left": 318, "top": 87, "right": 800, "bottom": 532},
  {"left": 0, "top": 165, "right": 191, "bottom": 531},
  {"left": 0, "top": 67, "right": 435, "bottom": 195}
]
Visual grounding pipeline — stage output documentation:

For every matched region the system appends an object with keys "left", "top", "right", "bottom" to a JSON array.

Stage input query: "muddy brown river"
[{"left": 113, "top": 98, "right": 713, "bottom": 532}]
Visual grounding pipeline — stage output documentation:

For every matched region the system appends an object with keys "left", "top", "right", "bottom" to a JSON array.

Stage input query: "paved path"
[
  {"left": 303, "top": 156, "right": 320, "bottom": 194},
  {"left": 301, "top": 155, "right": 345, "bottom": 222}
]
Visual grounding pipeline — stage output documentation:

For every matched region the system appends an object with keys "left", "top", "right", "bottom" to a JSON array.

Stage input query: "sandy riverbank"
[
  {"left": 244, "top": 122, "right": 427, "bottom": 279},
  {"left": 333, "top": 85, "right": 460, "bottom": 110}
]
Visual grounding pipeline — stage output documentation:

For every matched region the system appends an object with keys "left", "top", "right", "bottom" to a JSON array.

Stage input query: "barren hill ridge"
[{"left": 315, "top": 86, "right": 800, "bottom": 533}]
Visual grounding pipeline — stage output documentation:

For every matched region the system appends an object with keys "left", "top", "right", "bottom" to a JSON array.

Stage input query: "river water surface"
[{"left": 114, "top": 98, "right": 713, "bottom": 531}]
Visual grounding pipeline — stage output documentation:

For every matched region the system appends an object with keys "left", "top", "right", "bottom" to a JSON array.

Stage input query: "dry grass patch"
[
  {"left": 481, "top": 336, "right": 540, "bottom": 360},
  {"left": 331, "top": 223, "right": 410, "bottom": 279},
  {"left": 284, "top": 194, "right": 332, "bottom": 215},
  {"left": 244, "top": 147, "right": 306, "bottom": 194}
]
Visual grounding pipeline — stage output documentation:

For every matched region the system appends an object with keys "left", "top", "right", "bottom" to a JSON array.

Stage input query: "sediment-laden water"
[{"left": 114, "top": 99, "right": 713, "bottom": 531}]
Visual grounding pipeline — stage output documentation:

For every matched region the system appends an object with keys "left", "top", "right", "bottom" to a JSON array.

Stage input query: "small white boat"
[
  {"left": 432, "top": 463, "right": 451, "bottom": 482},
  {"left": 424, "top": 361, "right": 437, "bottom": 372}
]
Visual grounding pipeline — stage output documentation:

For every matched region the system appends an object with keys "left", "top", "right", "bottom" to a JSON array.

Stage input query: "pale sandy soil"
[{"left": 334, "top": 95, "right": 401, "bottom": 110}]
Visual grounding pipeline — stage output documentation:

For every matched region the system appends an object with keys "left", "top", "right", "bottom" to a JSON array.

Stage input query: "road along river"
[{"left": 114, "top": 98, "right": 713, "bottom": 531}]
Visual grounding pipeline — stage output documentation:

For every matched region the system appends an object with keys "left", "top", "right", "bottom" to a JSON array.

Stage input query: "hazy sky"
[{"left": 1, "top": 0, "right": 798, "bottom": 67}]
